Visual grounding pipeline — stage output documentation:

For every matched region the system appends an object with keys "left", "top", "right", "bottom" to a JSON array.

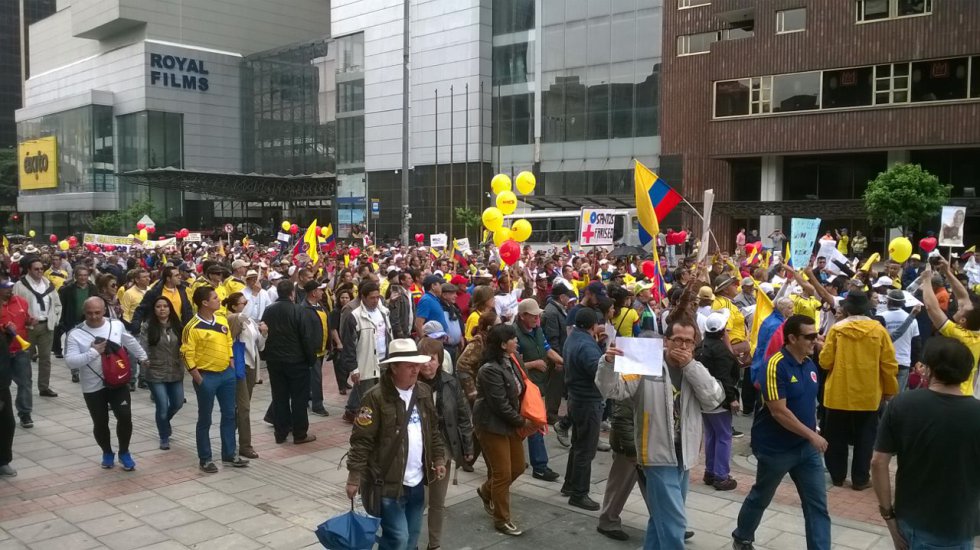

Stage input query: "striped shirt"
[
  {"left": 751, "top": 348, "right": 819, "bottom": 454},
  {"left": 181, "top": 314, "right": 233, "bottom": 373}
]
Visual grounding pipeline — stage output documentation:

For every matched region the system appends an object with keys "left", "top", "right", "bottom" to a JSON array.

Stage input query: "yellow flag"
[{"left": 749, "top": 284, "right": 774, "bottom": 356}]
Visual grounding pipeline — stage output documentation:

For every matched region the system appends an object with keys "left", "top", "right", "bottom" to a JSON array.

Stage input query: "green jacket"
[{"left": 346, "top": 372, "right": 447, "bottom": 498}]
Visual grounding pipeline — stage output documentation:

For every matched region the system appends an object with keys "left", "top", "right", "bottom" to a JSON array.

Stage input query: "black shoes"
[
  {"left": 310, "top": 408, "right": 329, "bottom": 417},
  {"left": 567, "top": 495, "right": 600, "bottom": 511},
  {"left": 39, "top": 389, "right": 58, "bottom": 397},
  {"left": 19, "top": 415, "right": 33, "bottom": 429},
  {"left": 732, "top": 536, "right": 753, "bottom": 549},
  {"left": 732, "top": 429, "right": 745, "bottom": 438},
  {"left": 532, "top": 468, "right": 560, "bottom": 482},
  {"left": 597, "top": 527, "right": 629, "bottom": 541},
  {"left": 222, "top": 457, "right": 250, "bottom": 468},
  {"left": 200, "top": 462, "right": 219, "bottom": 473}
]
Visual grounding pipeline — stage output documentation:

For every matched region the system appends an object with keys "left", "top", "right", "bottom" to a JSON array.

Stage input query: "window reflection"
[{"left": 771, "top": 72, "right": 820, "bottom": 112}]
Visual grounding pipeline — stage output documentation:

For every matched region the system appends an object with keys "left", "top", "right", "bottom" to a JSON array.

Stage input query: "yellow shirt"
[
  {"left": 611, "top": 308, "right": 639, "bottom": 337},
  {"left": 162, "top": 286, "right": 183, "bottom": 320},
  {"left": 44, "top": 268, "right": 69, "bottom": 290},
  {"left": 712, "top": 296, "right": 747, "bottom": 344},
  {"left": 837, "top": 236, "right": 849, "bottom": 254},
  {"left": 120, "top": 286, "right": 147, "bottom": 323},
  {"left": 181, "top": 314, "right": 233, "bottom": 373},
  {"left": 465, "top": 311, "right": 480, "bottom": 341},
  {"left": 940, "top": 321, "right": 980, "bottom": 396}
]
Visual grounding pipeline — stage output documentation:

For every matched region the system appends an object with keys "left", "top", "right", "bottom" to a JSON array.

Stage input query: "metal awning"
[
  {"left": 117, "top": 168, "right": 337, "bottom": 201},
  {"left": 521, "top": 194, "right": 635, "bottom": 210}
]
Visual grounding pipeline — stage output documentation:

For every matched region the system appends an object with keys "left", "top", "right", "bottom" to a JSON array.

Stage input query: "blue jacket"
[
  {"left": 750, "top": 310, "right": 785, "bottom": 384},
  {"left": 563, "top": 327, "right": 604, "bottom": 401}
]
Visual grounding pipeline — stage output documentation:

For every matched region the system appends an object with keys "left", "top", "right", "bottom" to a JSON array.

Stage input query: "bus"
[{"left": 502, "top": 209, "right": 640, "bottom": 250}]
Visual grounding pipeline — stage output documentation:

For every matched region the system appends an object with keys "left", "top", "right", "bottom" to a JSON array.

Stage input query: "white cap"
[
  {"left": 704, "top": 312, "right": 728, "bottom": 334},
  {"left": 759, "top": 282, "right": 774, "bottom": 295},
  {"left": 872, "top": 276, "right": 893, "bottom": 288},
  {"left": 270, "top": 271, "right": 283, "bottom": 281},
  {"left": 287, "top": 265, "right": 297, "bottom": 276}
]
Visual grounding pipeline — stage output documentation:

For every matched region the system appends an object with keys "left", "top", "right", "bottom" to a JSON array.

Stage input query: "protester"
[
  {"left": 328, "top": 286, "right": 353, "bottom": 395},
  {"left": 345, "top": 338, "right": 446, "bottom": 550},
  {"left": 514, "top": 299, "right": 562, "bottom": 483},
  {"left": 541, "top": 283, "right": 572, "bottom": 426},
  {"left": 182, "top": 286, "right": 248, "bottom": 472},
  {"left": 0, "top": 325, "right": 12, "bottom": 476},
  {"left": 919, "top": 259, "right": 980, "bottom": 396},
  {"left": 872, "top": 336, "right": 980, "bottom": 549},
  {"left": 225, "top": 292, "right": 267, "bottom": 458},
  {"left": 65, "top": 297, "right": 148, "bottom": 470},
  {"left": 301, "top": 280, "right": 329, "bottom": 416},
  {"left": 1, "top": 280, "right": 35, "bottom": 428},
  {"left": 13, "top": 258, "right": 62, "bottom": 397},
  {"left": 340, "top": 280, "right": 391, "bottom": 423},
  {"left": 697, "top": 311, "right": 741, "bottom": 491},
  {"left": 874, "top": 289, "right": 921, "bottom": 393},
  {"left": 138, "top": 297, "right": 184, "bottom": 450}
]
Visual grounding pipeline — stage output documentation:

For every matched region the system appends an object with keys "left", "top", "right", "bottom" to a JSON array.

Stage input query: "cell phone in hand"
[{"left": 94, "top": 337, "right": 106, "bottom": 344}]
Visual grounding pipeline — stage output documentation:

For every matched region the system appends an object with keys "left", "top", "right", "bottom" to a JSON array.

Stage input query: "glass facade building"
[
  {"left": 0, "top": 0, "right": 56, "bottom": 148},
  {"left": 116, "top": 110, "right": 184, "bottom": 222}
]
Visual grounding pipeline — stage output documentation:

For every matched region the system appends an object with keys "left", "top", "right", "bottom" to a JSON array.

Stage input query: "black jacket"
[
  {"left": 609, "top": 398, "right": 636, "bottom": 458},
  {"left": 132, "top": 280, "right": 193, "bottom": 334},
  {"left": 427, "top": 370, "right": 474, "bottom": 464},
  {"left": 57, "top": 282, "right": 95, "bottom": 330},
  {"left": 472, "top": 356, "right": 526, "bottom": 436},
  {"left": 695, "top": 332, "right": 740, "bottom": 409},
  {"left": 542, "top": 298, "right": 568, "bottom": 353},
  {"left": 563, "top": 327, "right": 604, "bottom": 401},
  {"left": 262, "top": 297, "right": 317, "bottom": 364}
]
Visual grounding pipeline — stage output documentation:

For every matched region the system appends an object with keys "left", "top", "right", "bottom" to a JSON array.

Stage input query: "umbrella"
[
  {"left": 315, "top": 502, "right": 380, "bottom": 550},
  {"left": 609, "top": 244, "right": 647, "bottom": 258}
]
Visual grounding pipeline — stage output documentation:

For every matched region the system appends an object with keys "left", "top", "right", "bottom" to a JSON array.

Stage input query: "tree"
[
  {"left": 864, "top": 163, "right": 951, "bottom": 233},
  {"left": 455, "top": 207, "right": 481, "bottom": 241},
  {"left": 88, "top": 199, "right": 159, "bottom": 234}
]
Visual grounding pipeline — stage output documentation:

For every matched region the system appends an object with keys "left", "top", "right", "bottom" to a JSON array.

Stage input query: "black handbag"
[{"left": 360, "top": 391, "right": 417, "bottom": 517}]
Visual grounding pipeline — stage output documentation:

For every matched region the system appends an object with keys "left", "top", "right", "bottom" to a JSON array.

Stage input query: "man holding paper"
[{"left": 596, "top": 318, "right": 724, "bottom": 549}]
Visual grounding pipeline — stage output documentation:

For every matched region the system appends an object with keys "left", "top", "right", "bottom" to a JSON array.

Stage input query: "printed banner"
[
  {"left": 790, "top": 218, "right": 821, "bottom": 270},
  {"left": 430, "top": 233, "right": 448, "bottom": 249},
  {"left": 940, "top": 205, "right": 966, "bottom": 248},
  {"left": 83, "top": 233, "right": 137, "bottom": 246},
  {"left": 141, "top": 238, "right": 176, "bottom": 250},
  {"left": 185, "top": 232, "right": 202, "bottom": 242},
  {"left": 580, "top": 208, "right": 616, "bottom": 246},
  {"left": 455, "top": 238, "right": 471, "bottom": 253}
]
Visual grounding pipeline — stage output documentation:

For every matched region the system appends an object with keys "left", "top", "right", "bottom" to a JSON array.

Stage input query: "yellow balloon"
[
  {"left": 139, "top": 228, "right": 148, "bottom": 241},
  {"left": 515, "top": 171, "right": 536, "bottom": 195},
  {"left": 281, "top": 221, "right": 291, "bottom": 232},
  {"left": 888, "top": 237, "right": 912, "bottom": 263},
  {"left": 496, "top": 190, "right": 517, "bottom": 215},
  {"left": 491, "top": 174, "right": 512, "bottom": 195},
  {"left": 482, "top": 207, "right": 504, "bottom": 231},
  {"left": 58, "top": 240, "right": 69, "bottom": 251},
  {"left": 127, "top": 234, "right": 135, "bottom": 239},
  {"left": 511, "top": 219, "right": 532, "bottom": 242},
  {"left": 493, "top": 227, "right": 512, "bottom": 247},
  {"left": 28, "top": 230, "right": 36, "bottom": 238}
]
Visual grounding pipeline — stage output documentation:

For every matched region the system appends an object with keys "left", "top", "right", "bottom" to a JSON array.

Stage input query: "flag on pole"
[
  {"left": 429, "top": 247, "right": 440, "bottom": 261},
  {"left": 634, "top": 160, "right": 681, "bottom": 246},
  {"left": 563, "top": 240, "right": 572, "bottom": 255},
  {"left": 302, "top": 219, "right": 319, "bottom": 265},
  {"left": 651, "top": 246, "right": 668, "bottom": 302},
  {"left": 321, "top": 224, "right": 335, "bottom": 251},
  {"left": 1, "top": 235, "right": 8, "bottom": 256},
  {"left": 784, "top": 241, "right": 792, "bottom": 268},
  {"left": 452, "top": 241, "right": 468, "bottom": 269},
  {"left": 748, "top": 284, "right": 775, "bottom": 356}
]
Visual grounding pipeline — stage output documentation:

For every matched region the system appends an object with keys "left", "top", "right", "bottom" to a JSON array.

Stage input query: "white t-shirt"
[
  {"left": 878, "top": 308, "right": 920, "bottom": 367},
  {"left": 366, "top": 307, "right": 387, "bottom": 360},
  {"left": 397, "top": 386, "right": 424, "bottom": 486}
]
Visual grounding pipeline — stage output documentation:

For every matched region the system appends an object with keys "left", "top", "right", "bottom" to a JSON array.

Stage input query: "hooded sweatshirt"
[{"left": 818, "top": 316, "right": 899, "bottom": 411}]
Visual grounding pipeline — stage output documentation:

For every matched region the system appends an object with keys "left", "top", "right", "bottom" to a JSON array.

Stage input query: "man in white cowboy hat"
[{"left": 346, "top": 338, "right": 446, "bottom": 550}]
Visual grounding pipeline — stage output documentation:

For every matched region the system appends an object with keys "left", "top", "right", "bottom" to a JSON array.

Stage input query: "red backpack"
[{"left": 81, "top": 323, "right": 132, "bottom": 388}]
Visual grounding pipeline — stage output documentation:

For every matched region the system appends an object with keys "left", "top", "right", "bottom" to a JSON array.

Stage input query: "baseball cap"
[
  {"left": 704, "top": 312, "right": 728, "bottom": 334},
  {"left": 697, "top": 286, "right": 715, "bottom": 301},
  {"left": 269, "top": 271, "right": 283, "bottom": 281},
  {"left": 422, "top": 275, "right": 443, "bottom": 291},
  {"left": 573, "top": 307, "right": 598, "bottom": 329},
  {"left": 0, "top": 280, "right": 14, "bottom": 289},
  {"left": 872, "top": 276, "right": 893, "bottom": 288},
  {"left": 740, "top": 277, "right": 754, "bottom": 287},
  {"left": 179, "top": 262, "right": 195, "bottom": 273},
  {"left": 586, "top": 281, "right": 606, "bottom": 297},
  {"left": 551, "top": 283, "right": 574, "bottom": 298},
  {"left": 303, "top": 280, "right": 327, "bottom": 293},
  {"left": 231, "top": 259, "right": 249, "bottom": 270},
  {"left": 450, "top": 274, "right": 468, "bottom": 286},
  {"left": 386, "top": 265, "right": 399, "bottom": 274},
  {"left": 422, "top": 320, "right": 446, "bottom": 339},
  {"left": 245, "top": 269, "right": 259, "bottom": 278},
  {"left": 759, "top": 282, "right": 775, "bottom": 295},
  {"left": 518, "top": 299, "right": 543, "bottom": 316}
]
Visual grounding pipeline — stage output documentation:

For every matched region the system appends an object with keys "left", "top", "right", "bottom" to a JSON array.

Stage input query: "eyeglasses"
[
  {"left": 668, "top": 337, "right": 696, "bottom": 348},
  {"left": 800, "top": 333, "right": 819, "bottom": 341}
]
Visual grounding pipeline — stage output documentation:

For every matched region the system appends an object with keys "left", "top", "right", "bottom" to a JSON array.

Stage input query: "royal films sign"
[
  {"left": 149, "top": 53, "right": 210, "bottom": 92},
  {"left": 18, "top": 136, "right": 58, "bottom": 190}
]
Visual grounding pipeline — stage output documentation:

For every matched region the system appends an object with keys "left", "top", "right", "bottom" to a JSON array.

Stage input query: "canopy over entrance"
[{"left": 118, "top": 168, "right": 336, "bottom": 201}]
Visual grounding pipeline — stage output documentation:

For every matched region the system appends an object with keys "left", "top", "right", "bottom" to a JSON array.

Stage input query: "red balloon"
[
  {"left": 136, "top": 222, "right": 146, "bottom": 230},
  {"left": 105, "top": 245, "right": 115, "bottom": 252},
  {"left": 745, "top": 241, "right": 762, "bottom": 255},
  {"left": 147, "top": 226, "right": 155, "bottom": 234},
  {"left": 642, "top": 260, "right": 656, "bottom": 279},
  {"left": 68, "top": 236, "right": 78, "bottom": 246},
  {"left": 49, "top": 234, "right": 58, "bottom": 243},
  {"left": 499, "top": 240, "right": 521, "bottom": 265},
  {"left": 414, "top": 233, "right": 425, "bottom": 243},
  {"left": 290, "top": 223, "right": 299, "bottom": 235},
  {"left": 349, "top": 247, "right": 361, "bottom": 257},
  {"left": 919, "top": 237, "right": 938, "bottom": 253}
]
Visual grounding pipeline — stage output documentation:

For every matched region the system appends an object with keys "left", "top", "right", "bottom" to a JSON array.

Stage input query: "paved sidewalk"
[{"left": 0, "top": 359, "right": 900, "bottom": 549}]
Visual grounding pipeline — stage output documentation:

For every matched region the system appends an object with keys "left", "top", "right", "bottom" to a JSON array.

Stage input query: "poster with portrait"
[{"left": 939, "top": 206, "right": 966, "bottom": 248}]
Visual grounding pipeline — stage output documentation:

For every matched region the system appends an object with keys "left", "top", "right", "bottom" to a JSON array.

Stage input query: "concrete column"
[{"left": 759, "top": 155, "right": 783, "bottom": 244}]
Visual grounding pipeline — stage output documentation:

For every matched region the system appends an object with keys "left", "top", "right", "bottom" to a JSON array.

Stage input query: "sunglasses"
[{"left": 800, "top": 333, "right": 819, "bottom": 341}]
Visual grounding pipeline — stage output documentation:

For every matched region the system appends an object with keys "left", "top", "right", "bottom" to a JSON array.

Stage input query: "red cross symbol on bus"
[{"left": 582, "top": 224, "right": 595, "bottom": 244}]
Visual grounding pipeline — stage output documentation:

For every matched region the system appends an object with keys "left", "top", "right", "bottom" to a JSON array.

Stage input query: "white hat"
[
  {"left": 380, "top": 338, "right": 433, "bottom": 364},
  {"left": 245, "top": 269, "right": 259, "bottom": 278},
  {"left": 288, "top": 265, "right": 297, "bottom": 276},
  {"left": 231, "top": 259, "right": 249, "bottom": 270},
  {"left": 759, "top": 282, "right": 774, "bottom": 295},
  {"left": 872, "top": 276, "right": 893, "bottom": 288},
  {"left": 422, "top": 320, "right": 447, "bottom": 339},
  {"left": 270, "top": 271, "right": 283, "bottom": 281},
  {"left": 704, "top": 312, "right": 728, "bottom": 334},
  {"left": 24, "top": 245, "right": 38, "bottom": 254},
  {"left": 10, "top": 252, "right": 22, "bottom": 262}
]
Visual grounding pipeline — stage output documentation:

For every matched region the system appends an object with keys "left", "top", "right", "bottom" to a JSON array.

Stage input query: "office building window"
[
  {"left": 338, "top": 79, "right": 364, "bottom": 113},
  {"left": 715, "top": 79, "right": 750, "bottom": 117},
  {"left": 492, "top": 93, "right": 533, "bottom": 146},
  {"left": 973, "top": 56, "right": 980, "bottom": 98},
  {"left": 337, "top": 117, "right": 364, "bottom": 165},
  {"left": 771, "top": 72, "right": 820, "bottom": 112},
  {"left": 493, "top": 43, "right": 531, "bottom": 85},
  {"left": 822, "top": 67, "right": 873, "bottom": 108},
  {"left": 678, "top": 0, "right": 710, "bottom": 8},
  {"left": 776, "top": 8, "right": 806, "bottom": 33},
  {"left": 721, "top": 27, "right": 754, "bottom": 41},
  {"left": 910, "top": 57, "right": 969, "bottom": 102},
  {"left": 493, "top": 0, "right": 534, "bottom": 35},
  {"left": 676, "top": 31, "right": 718, "bottom": 56},
  {"left": 857, "top": 0, "right": 931, "bottom": 22},
  {"left": 874, "top": 63, "right": 910, "bottom": 105},
  {"left": 751, "top": 76, "right": 772, "bottom": 114}
]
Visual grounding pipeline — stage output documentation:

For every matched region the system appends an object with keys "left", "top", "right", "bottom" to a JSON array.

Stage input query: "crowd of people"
[{"left": 0, "top": 228, "right": 979, "bottom": 550}]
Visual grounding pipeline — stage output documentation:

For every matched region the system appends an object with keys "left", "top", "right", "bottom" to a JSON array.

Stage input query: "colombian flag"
[
  {"left": 634, "top": 160, "right": 681, "bottom": 246},
  {"left": 429, "top": 247, "right": 440, "bottom": 261},
  {"left": 453, "top": 241, "right": 468, "bottom": 269},
  {"left": 321, "top": 224, "right": 335, "bottom": 252},
  {"left": 651, "top": 247, "right": 668, "bottom": 302},
  {"left": 293, "top": 219, "right": 319, "bottom": 265}
]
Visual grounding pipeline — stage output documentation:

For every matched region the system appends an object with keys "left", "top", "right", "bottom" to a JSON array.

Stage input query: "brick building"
[{"left": 662, "top": 0, "right": 980, "bottom": 251}]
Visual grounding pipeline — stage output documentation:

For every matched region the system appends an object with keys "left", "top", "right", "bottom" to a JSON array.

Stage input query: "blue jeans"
[
  {"left": 10, "top": 352, "right": 32, "bottom": 417},
  {"left": 147, "top": 381, "right": 184, "bottom": 440},
  {"left": 897, "top": 366, "right": 911, "bottom": 394},
  {"left": 194, "top": 368, "right": 237, "bottom": 463},
  {"left": 378, "top": 482, "right": 425, "bottom": 550},
  {"left": 527, "top": 431, "right": 549, "bottom": 473},
  {"left": 899, "top": 518, "right": 972, "bottom": 549},
  {"left": 642, "top": 464, "right": 689, "bottom": 550},
  {"left": 734, "top": 444, "right": 830, "bottom": 549}
]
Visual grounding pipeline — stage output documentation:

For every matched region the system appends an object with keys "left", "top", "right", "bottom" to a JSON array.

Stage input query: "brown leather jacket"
[{"left": 455, "top": 334, "right": 485, "bottom": 403}]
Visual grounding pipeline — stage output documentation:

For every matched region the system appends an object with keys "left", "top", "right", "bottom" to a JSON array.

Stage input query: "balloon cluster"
[
  {"left": 482, "top": 171, "right": 536, "bottom": 265},
  {"left": 281, "top": 221, "right": 299, "bottom": 235},
  {"left": 175, "top": 228, "right": 191, "bottom": 239}
]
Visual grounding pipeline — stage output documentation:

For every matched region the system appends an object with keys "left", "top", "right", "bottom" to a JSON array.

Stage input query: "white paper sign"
[
  {"left": 455, "top": 238, "right": 471, "bottom": 252},
  {"left": 940, "top": 206, "right": 966, "bottom": 248},
  {"left": 431, "top": 233, "right": 448, "bottom": 249},
  {"left": 790, "top": 218, "right": 821, "bottom": 269},
  {"left": 185, "top": 232, "right": 202, "bottom": 242},
  {"left": 613, "top": 337, "right": 664, "bottom": 377},
  {"left": 276, "top": 231, "right": 290, "bottom": 243},
  {"left": 580, "top": 209, "right": 616, "bottom": 246},
  {"left": 697, "top": 189, "right": 714, "bottom": 263}
]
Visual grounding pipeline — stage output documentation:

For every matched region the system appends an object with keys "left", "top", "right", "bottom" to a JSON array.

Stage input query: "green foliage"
[
  {"left": 88, "top": 199, "right": 158, "bottom": 234},
  {"left": 863, "top": 163, "right": 951, "bottom": 232},
  {"left": 455, "top": 207, "right": 481, "bottom": 229}
]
